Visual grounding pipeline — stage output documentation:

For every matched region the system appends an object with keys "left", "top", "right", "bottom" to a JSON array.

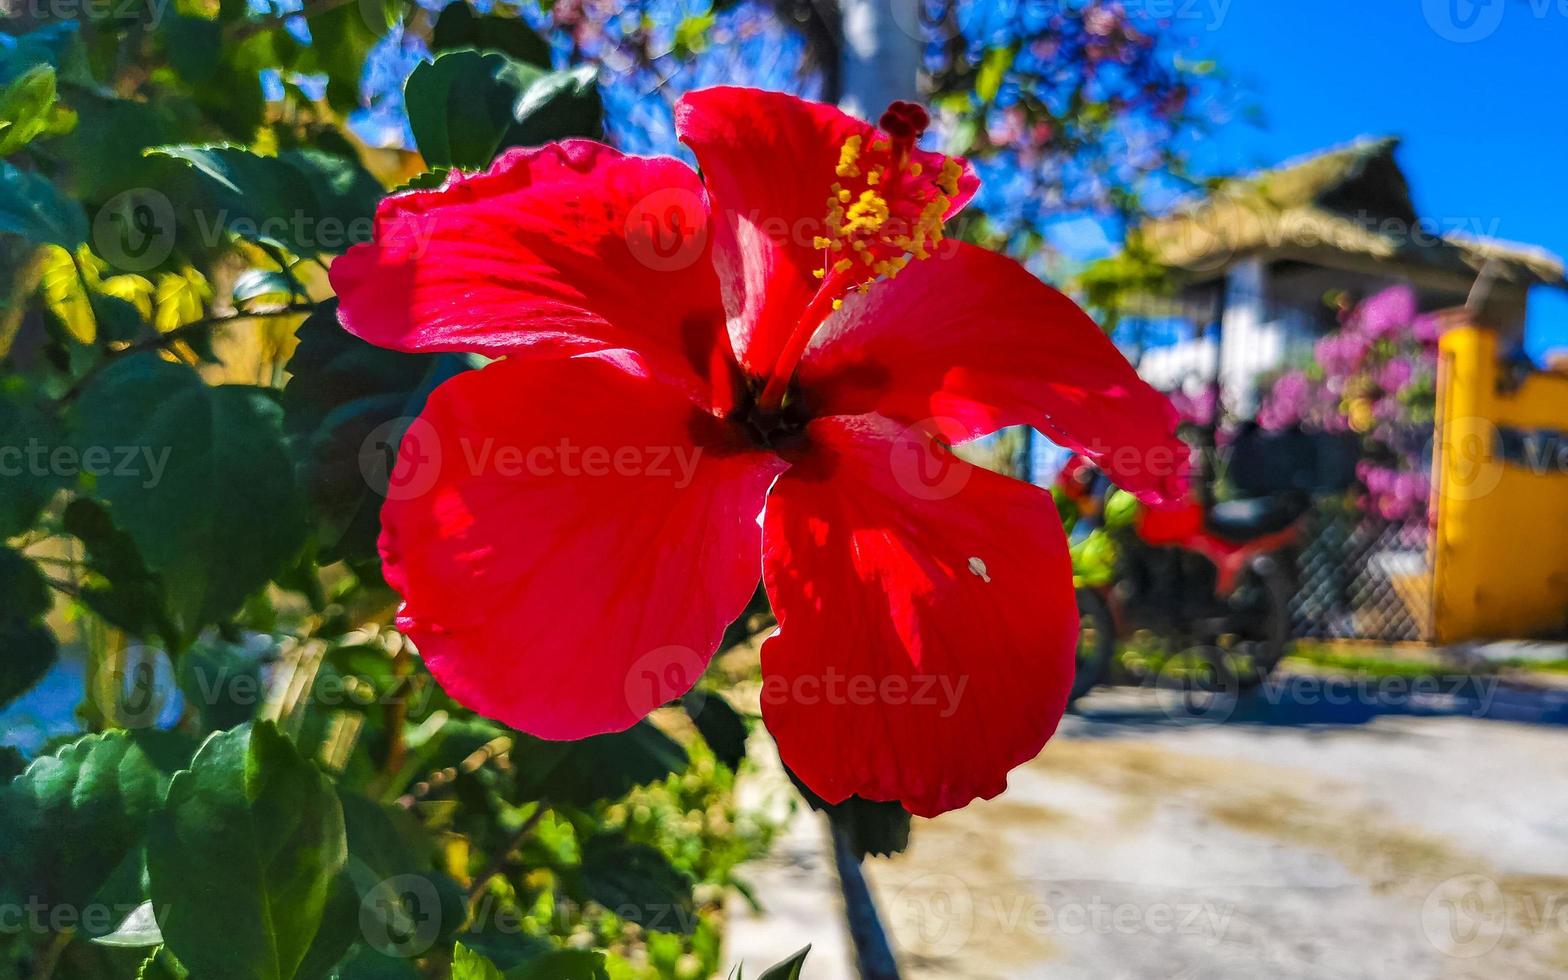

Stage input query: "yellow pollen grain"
[
  {"left": 835, "top": 135, "right": 863, "bottom": 178},
  {"left": 937, "top": 159, "right": 962, "bottom": 198}
]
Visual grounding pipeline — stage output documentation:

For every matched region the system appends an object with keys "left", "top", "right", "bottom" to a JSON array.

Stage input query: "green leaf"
[
  {"left": 405, "top": 52, "right": 600, "bottom": 170},
  {"left": 0, "top": 22, "right": 90, "bottom": 88},
  {"left": 175, "top": 633, "right": 271, "bottom": 729},
  {"left": 0, "top": 159, "right": 87, "bottom": 247},
  {"left": 0, "top": 730, "right": 194, "bottom": 911},
  {"left": 756, "top": 946, "right": 811, "bottom": 980},
  {"left": 453, "top": 944, "right": 507, "bottom": 980},
  {"left": 506, "top": 951, "right": 608, "bottom": 980},
  {"left": 507, "top": 64, "right": 601, "bottom": 148},
  {"left": 0, "top": 546, "right": 57, "bottom": 708},
  {"left": 147, "top": 722, "right": 349, "bottom": 980},
  {"left": 162, "top": 15, "right": 224, "bottom": 85},
  {"left": 277, "top": 149, "right": 384, "bottom": 248},
  {"left": 511, "top": 721, "right": 687, "bottom": 807},
  {"left": 47, "top": 90, "right": 189, "bottom": 205},
  {"left": 62, "top": 498, "right": 180, "bottom": 649},
  {"left": 0, "top": 64, "right": 71, "bottom": 156},
  {"left": 282, "top": 301, "right": 471, "bottom": 563},
  {"left": 0, "top": 376, "right": 64, "bottom": 538},
  {"left": 326, "top": 946, "right": 422, "bottom": 979},
  {"left": 576, "top": 835, "right": 695, "bottom": 934},
  {"left": 405, "top": 49, "right": 543, "bottom": 169},
  {"left": 431, "top": 3, "right": 551, "bottom": 66},
  {"left": 150, "top": 145, "right": 381, "bottom": 256},
  {"left": 72, "top": 354, "right": 308, "bottom": 638},
  {"left": 786, "top": 766, "right": 910, "bottom": 859},
  {"left": 683, "top": 690, "right": 748, "bottom": 770},
  {"left": 138, "top": 947, "right": 190, "bottom": 980}
]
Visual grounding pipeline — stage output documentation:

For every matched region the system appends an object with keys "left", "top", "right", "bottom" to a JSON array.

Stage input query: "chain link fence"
[{"left": 1293, "top": 502, "right": 1433, "bottom": 642}]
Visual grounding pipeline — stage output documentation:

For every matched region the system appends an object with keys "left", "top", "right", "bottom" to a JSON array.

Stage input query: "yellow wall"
[{"left": 1432, "top": 326, "right": 1568, "bottom": 643}]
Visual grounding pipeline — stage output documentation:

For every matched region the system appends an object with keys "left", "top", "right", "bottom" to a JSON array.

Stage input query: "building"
[{"left": 1121, "top": 137, "right": 1564, "bottom": 416}]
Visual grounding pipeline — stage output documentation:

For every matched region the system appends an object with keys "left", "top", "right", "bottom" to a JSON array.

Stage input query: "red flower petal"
[
  {"left": 760, "top": 415, "right": 1076, "bottom": 817},
  {"left": 330, "top": 140, "right": 729, "bottom": 393},
  {"left": 675, "top": 87, "right": 978, "bottom": 379},
  {"left": 380, "top": 352, "right": 784, "bottom": 739},
  {"left": 796, "top": 242, "right": 1189, "bottom": 503}
]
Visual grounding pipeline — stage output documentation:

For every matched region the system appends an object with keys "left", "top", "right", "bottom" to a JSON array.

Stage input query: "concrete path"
[{"left": 723, "top": 679, "right": 1568, "bottom": 979}]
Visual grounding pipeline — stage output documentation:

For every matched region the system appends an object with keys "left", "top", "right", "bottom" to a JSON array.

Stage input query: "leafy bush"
[{"left": 0, "top": 8, "right": 806, "bottom": 978}]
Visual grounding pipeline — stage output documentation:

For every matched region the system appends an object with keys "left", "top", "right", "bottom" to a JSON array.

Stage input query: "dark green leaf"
[
  {"left": 62, "top": 498, "right": 179, "bottom": 649},
  {"left": 0, "top": 745, "right": 24, "bottom": 782},
  {"left": 175, "top": 634, "right": 271, "bottom": 729},
  {"left": 0, "top": 159, "right": 87, "bottom": 247},
  {"left": 327, "top": 946, "right": 422, "bottom": 979},
  {"left": 277, "top": 149, "right": 384, "bottom": 248},
  {"left": 162, "top": 15, "right": 223, "bottom": 85},
  {"left": 511, "top": 721, "right": 687, "bottom": 807},
  {"left": 0, "top": 22, "right": 91, "bottom": 87},
  {"left": 282, "top": 301, "right": 471, "bottom": 563},
  {"left": 0, "top": 546, "right": 57, "bottom": 708},
  {"left": 431, "top": 3, "right": 551, "bottom": 67},
  {"left": 505, "top": 64, "right": 601, "bottom": 148},
  {"left": 89, "top": 290, "right": 144, "bottom": 343},
  {"left": 405, "top": 49, "right": 543, "bottom": 169},
  {"left": 391, "top": 168, "right": 450, "bottom": 192},
  {"left": 150, "top": 145, "right": 380, "bottom": 256},
  {"left": 787, "top": 767, "right": 911, "bottom": 859},
  {"left": 47, "top": 89, "right": 190, "bottom": 205},
  {"left": 506, "top": 950, "right": 609, "bottom": 980},
  {"left": 405, "top": 51, "right": 600, "bottom": 170},
  {"left": 757, "top": 946, "right": 811, "bottom": 980},
  {"left": 683, "top": 690, "right": 748, "bottom": 770},
  {"left": 0, "top": 377, "right": 63, "bottom": 537},
  {"left": 72, "top": 354, "right": 308, "bottom": 638},
  {"left": 0, "top": 730, "right": 194, "bottom": 911},
  {"left": 147, "top": 722, "right": 348, "bottom": 980},
  {"left": 576, "top": 835, "right": 694, "bottom": 934}
]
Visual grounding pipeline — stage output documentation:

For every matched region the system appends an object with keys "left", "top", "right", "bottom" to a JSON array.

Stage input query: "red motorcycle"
[{"left": 1067, "top": 425, "right": 1358, "bottom": 698}]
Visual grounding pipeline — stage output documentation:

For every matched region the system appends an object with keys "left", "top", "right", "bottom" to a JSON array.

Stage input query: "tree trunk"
[{"left": 837, "top": 0, "right": 922, "bottom": 119}]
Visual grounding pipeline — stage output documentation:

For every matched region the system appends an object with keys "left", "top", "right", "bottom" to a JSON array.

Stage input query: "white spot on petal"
[{"left": 967, "top": 556, "right": 990, "bottom": 583}]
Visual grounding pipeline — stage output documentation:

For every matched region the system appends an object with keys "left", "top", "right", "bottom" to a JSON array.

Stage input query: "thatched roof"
[{"left": 1138, "top": 137, "right": 1565, "bottom": 288}]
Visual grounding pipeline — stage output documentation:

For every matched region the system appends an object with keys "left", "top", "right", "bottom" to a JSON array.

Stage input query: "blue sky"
[{"left": 1175, "top": 0, "right": 1568, "bottom": 361}]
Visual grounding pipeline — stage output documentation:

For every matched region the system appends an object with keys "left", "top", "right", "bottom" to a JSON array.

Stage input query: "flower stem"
[{"left": 829, "top": 811, "right": 902, "bottom": 980}]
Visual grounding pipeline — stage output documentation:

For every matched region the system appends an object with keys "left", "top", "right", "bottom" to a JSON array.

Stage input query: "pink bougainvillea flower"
[{"left": 330, "top": 87, "right": 1186, "bottom": 816}]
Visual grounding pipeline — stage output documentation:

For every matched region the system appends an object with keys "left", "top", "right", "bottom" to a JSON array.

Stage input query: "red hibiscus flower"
[{"left": 330, "top": 87, "right": 1186, "bottom": 817}]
